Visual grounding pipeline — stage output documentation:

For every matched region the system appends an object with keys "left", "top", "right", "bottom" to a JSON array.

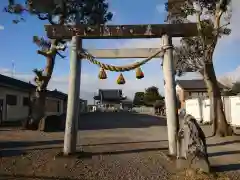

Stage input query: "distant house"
[
  {"left": 0, "top": 74, "right": 35, "bottom": 123},
  {"left": 0, "top": 74, "right": 87, "bottom": 123},
  {"left": 45, "top": 89, "right": 88, "bottom": 116},
  {"left": 93, "top": 89, "right": 131, "bottom": 109},
  {"left": 176, "top": 79, "right": 228, "bottom": 109}
]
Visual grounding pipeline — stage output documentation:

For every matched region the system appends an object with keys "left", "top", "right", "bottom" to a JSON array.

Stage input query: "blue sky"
[{"left": 0, "top": 0, "right": 240, "bottom": 102}]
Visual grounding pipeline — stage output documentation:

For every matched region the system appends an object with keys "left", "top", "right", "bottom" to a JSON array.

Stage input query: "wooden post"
[
  {"left": 63, "top": 36, "right": 82, "bottom": 155},
  {"left": 162, "top": 34, "right": 179, "bottom": 156}
]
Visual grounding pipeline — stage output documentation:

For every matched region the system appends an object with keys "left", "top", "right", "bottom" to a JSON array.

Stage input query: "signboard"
[{"left": 45, "top": 23, "right": 197, "bottom": 39}]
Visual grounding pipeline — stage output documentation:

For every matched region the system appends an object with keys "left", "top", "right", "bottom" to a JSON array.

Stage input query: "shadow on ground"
[
  {"left": 0, "top": 149, "right": 27, "bottom": 157},
  {"left": 78, "top": 112, "right": 166, "bottom": 130},
  {"left": 208, "top": 150, "right": 240, "bottom": 157},
  {"left": 0, "top": 121, "right": 22, "bottom": 128},
  {"left": 208, "top": 140, "right": 240, "bottom": 147},
  {"left": 0, "top": 174, "right": 79, "bottom": 180},
  {"left": 0, "top": 140, "right": 63, "bottom": 157},
  {"left": 56, "top": 146, "right": 168, "bottom": 159},
  {"left": 0, "top": 139, "right": 168, "bottom": 158},
  {"left": 0, "top": 140, "right": 63, "bottom": 149},
  {"left": 212, "top": 163, "right": 240, "bottom": 172},
  {"left": 81, "top": 140, "right": 167, "bottom": 147},
  {"left": 0, "top": 112, "right": 166, "bottom": 132}
]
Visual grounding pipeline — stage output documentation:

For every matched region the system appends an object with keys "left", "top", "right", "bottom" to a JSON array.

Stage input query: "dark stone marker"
[{"left": 177, "top": 109, "right": 210, "bottom": 173}]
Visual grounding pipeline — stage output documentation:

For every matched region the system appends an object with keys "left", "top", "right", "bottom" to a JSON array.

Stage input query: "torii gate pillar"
[
  {"left": 162, "top": 34, "right": 178, "bottom": 156},
  {"left": 63, "top": 36, "right": 82, "bottom": 155}
]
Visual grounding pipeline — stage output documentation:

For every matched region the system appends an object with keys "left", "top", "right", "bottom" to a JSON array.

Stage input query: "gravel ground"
[
  {"left": 0, "top": 148, "right": 172, "bottom": 180},
  {"left": 1, "top": 112, "right": 240, "bottom": 180}
]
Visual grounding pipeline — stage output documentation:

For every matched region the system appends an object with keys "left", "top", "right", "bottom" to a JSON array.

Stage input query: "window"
[
  {"left": 189, "top": 92, "right": 192, "bottom": 96},
  {"left": 6, "top": 94, "right": 17, "bottom": 106},
  {"left": 23, "top": 97, "right": 29, "bottom": 106}
]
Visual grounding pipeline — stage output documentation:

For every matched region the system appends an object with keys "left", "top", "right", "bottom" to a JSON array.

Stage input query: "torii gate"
[
  {"left": 45, "top": 23, "right": 197, "bottom": 156},
  {"left": 44, "top": 3, "right": 197, "bottom": 156}
]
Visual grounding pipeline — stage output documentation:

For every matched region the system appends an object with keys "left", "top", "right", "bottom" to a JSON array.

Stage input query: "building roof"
[
  {"left": 94, "top": 89, "right": 125, "bottom": 101},
  {"left": 176, "top": 79, "right": 227, "bottom": 91},
  {"left": 47, "top": 89, "right": 67, "bottom": 100},
  {"left": 0, "top": 74, "right": 36, "bottom": 90},
  {"left": 0, "top": 74, "right": 86, "bottom": 101},
  {"left": 100, "top": 89, "right": 122, "bottom": 99}
]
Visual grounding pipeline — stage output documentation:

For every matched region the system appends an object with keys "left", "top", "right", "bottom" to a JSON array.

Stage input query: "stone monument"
[{"left": 176, "top": 109, "right": 210, "bottom": 173}]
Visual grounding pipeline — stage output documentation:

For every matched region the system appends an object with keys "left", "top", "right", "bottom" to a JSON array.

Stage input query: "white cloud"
[
  {"left": 0, "top": 25, "right": 4, "bottom": 30},
  {"left": 218, "top": 66, "right": 240, "bottom": 86},
  {"left": 156, "top": 4, "right": 166, "bottom": 14}
]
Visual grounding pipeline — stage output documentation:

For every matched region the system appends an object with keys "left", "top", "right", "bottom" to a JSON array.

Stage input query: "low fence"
[
  {"left": 132, "top": 106, "right": 155, "bottom": 115},
  {"left": 185, "top": 96, "right": 240, "bottom": 126}
]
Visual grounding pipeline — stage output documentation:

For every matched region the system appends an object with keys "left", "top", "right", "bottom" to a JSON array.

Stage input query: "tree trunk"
[
  {"left": 28, "top": 91, "right": 46, "bottom": 130},
  {"left": 203, "top": 62, "right": 233, "bottom": 137},
  {"left": 209, "top": 94, "right": 217, "bottom": 136},
  {"left": 27, "top": 45, "right": 57, "bottom": 130}
]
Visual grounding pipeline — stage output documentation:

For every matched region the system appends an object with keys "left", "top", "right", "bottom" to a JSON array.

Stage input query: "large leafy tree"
[
  {"left": 167, "top": 0, "right": 233, "bottom": 136},
  {"left": 5, "top": 0, "right": 113, "bottom": 129},
  {"left": 133, "top": 92, "right": 145, "bottom": 106},
  {"left": 143, "top": 86, "right": 164, "bottom": 106}
]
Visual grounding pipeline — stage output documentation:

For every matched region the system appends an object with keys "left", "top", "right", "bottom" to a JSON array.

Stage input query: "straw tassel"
[
  {"left": 136, "top": 67, "right": 144, "bottom": 79},
  {"left": 117, "top": 73, "right": 125, "bottom": 85},
  {"left": 98, "top": 68, "right": 107, "bottom": 79}
]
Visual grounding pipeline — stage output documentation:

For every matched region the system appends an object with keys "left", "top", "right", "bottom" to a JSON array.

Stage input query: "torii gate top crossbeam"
[{"left": 45, "top": 23, "right": 198, "bottom": 39}]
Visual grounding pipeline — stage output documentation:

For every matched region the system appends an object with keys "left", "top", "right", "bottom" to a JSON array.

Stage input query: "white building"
[{"left": 0, "top": 74, "right": 87, "bottom": 123}]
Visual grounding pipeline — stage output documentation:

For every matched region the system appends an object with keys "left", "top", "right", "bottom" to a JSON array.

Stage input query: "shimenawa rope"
[{"left": 80, "top": 45, "right": 173, "bottom": 72}]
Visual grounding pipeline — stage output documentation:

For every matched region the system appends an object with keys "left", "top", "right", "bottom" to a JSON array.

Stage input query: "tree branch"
[
  {"left": 210, "top": 0, "right": 227, "bottom": 57},
  {"left": 37, "top": 14, "right": 48, "bottom": 20},
  {"left": 218, "top": 22, "right": 230, "bottom": 31},
  {"left": 37, "top": 50, "right": 54, "bottom": 57}
]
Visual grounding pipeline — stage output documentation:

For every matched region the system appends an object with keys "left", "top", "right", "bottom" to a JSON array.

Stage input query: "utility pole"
[{"left": 63, "top": 10, "right": 82, "bottom": 155}]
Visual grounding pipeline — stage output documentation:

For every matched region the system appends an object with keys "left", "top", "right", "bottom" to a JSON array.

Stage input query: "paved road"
[
  {"left": 78, "top": 112, "right": 168, "bottom": 148},
  {"left": 0, "top": 112, "right": 169, "bottom": 151}
]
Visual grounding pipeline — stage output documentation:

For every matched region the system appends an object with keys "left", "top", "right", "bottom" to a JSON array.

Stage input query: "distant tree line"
[{"left": 133, "top": 86, "right": 164, "bottom": 108}]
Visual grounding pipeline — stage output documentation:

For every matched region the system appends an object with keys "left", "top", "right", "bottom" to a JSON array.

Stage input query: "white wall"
[
  {"left": 185, "top": 98, "right": 215, "bottom": 124},
  {"left": 0, "top": 86, "right": 68, "bottom": 122},
  {"left": 185, "top": 99, "right": 203, "bottom": 122},
  {"left": 132, "top": 106, "right": 155, "bottom": 114},
  {"left": 0, "top": 87, "right": 30, "bottom": 122},
  {"left": 202, "top": 99, "right": 211, "bottom": 123},
  {"left": 229, "top": 96, "right": 240, "bottom": 126},
  {"left": 185, "top": 96, "right": 240, "bottom": 126}
]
